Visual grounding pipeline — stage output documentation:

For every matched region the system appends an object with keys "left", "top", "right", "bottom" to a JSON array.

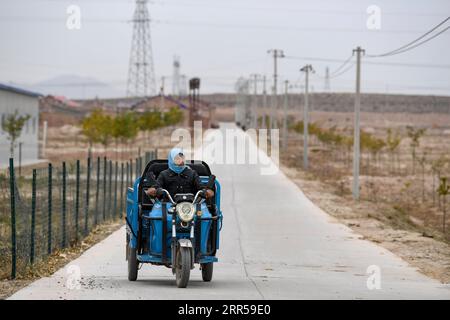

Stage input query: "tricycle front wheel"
[
  {"left": 175, "top": 248, "right": 191, "bottom": 288},
  {"left": 128, "top": 247, "right": 138, "bottom": 281},
  {"left": 201, "top": 263, "right": 213, "bottom": 282}
]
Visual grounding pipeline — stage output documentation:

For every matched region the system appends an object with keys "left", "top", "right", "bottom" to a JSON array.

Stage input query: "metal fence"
[{"left": 0, "top": 150, "right": 157, "bottom": 279}]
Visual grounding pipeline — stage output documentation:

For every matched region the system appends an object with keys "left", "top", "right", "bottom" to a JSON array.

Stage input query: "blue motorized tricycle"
[{"left": 125, "top": 159, "right": 223, "bottom": 288}]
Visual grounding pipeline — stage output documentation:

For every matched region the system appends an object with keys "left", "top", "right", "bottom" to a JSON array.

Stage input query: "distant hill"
[
  {"left": 201, "top": 93, "right": 450, "bottom": 114},
  {"left": 32, "top": 75, "right": 124, "bottom": 99},
  {"left": 55, "top": 92, "right": 450, "bottom": 115}
]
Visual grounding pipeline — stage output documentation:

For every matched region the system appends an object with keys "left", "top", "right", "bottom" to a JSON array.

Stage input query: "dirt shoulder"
[
  {"left": 0, "top": 220, "right": 123, "bottom": 299},
  {"left": 281, "top": 164, "right": 450, "bottom": 284}
]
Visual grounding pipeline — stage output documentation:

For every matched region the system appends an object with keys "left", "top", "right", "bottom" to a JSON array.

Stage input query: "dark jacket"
[{"left": 151, "top": 167, "right": 202, "bottom": 197}]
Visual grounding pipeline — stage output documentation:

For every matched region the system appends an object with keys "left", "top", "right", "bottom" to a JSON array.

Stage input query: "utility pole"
[
  {"left": 180, "top": 74, "right": 187, "bottom": 97},
  {"left": 300, "top": 64, "right": 314, "bottom": 170},
  {"left": 160, "top": 76, "right": 165, "bottom": 110},
  {"left": 267, "top": 49, "right": 285, "bottom": 129},
  {"left": 282, "top": 80, "right": 289, "bottom": 150},
  {"left": 189, "top": 78, "right": 200, "bottom": 128},
  {"left": 250, "top": 74, "right": 260, "bottom": 128},
  {"left": 172, "top": 56, "right": 181, "bottom": 97},
  {"left": 262, "top": 75, "right": 267, "bottom": 129},
  {"left": 352, "top": 46, "right": 365, "bottom": 200}
]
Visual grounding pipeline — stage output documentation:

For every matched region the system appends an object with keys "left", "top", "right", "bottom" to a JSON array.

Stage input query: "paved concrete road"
[{"left": 10, "top": 123, "right": 450, "bottom": 299}]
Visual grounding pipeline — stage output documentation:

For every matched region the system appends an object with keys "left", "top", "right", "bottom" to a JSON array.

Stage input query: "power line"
[
  {"left": 285, "top": 55, "right": 450, "bottom": 69},
  {"left": 311, "top": 61, "right": 355, "bottom": 81},
  {"left": 329, "top": 63, "right": 355, "bottom": 79},
  {"left": 291, "top": 54, "right": 355, "bottom": 80},
  {"left": 329, "top": 55, "right": 354, "bottom": 77},
  {"left": 367, "top": 16, "right": 450, "bottom": 57},
  {"left": 373, "top": 26, "right": 450, "bottom": 57}
]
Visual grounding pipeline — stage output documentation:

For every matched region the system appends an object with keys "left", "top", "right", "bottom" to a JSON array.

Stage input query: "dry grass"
[
  {"left": 277, "top": 110, "right": 450, "bottom": 283},
  {"left": 0, "top": 120, "right": 189, "bottom": 298},
  {"left": 0, "top": 220, "right": 123, "bottom": 299}
]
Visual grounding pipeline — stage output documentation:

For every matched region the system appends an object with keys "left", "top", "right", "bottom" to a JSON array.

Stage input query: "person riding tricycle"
[{"left": 126, "top": 148, "right": 223, "bottom": 288}]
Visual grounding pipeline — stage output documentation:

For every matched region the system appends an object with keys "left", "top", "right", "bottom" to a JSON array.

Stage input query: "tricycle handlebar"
[
  {"left": 192, "top": 190, "right": 205, "bottom": 204},
  {"left": 157, "top": 189, "right": 176, "bottom": 204},
  {"left": 157, "top": 188, "right": 204, "bottom": 205}
]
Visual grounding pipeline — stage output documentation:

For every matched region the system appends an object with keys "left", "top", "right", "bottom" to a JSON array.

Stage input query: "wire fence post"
[
  {"left": 103, "top": 157, "right": 107, "bottom": 221},
  {"left": 135, "top": 157, "right": 139, "bottom": 179},
  {"left": 18, "top": 143, "right": 22, "bottom": 178},
  {"left": 130, "top": 159, "right": 133, "bottom": 184},
  {"left": 114, "top": 161, "right": 118, "bottom": 219},
  {"left": 120, "top": 162, "right": 124, "bottom": 219},
  {"left": 84, "top": 157, "right": 91, "bottom": 235},
  {"left": 30, "top": 169, "right": 36, "bottom": 265},
  {"left": 47, "top": 163, "right": 52, "bottom": 255},
  {"left": 108, "top": 160, "right": 112, "bottom": 219},
  {"left": 75, "top": 159, "right": 80, "bottom": 242},
  {"left": 95, "top": 157, "right": 100, "bottom": 225},
  {"left": 126, "top": 161, "right": 130, "bottom": 188},
  {"left": 62, "top": 162, "right": 67, "bottom": 248},
  {"left": 9, "top": 158, "right": 16, "bottom": 279}
]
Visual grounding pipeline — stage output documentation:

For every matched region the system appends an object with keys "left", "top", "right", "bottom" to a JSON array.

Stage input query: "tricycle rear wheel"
[
  {"left": 201, "top": 263, "right": 213, "bottom": 282},
  {"left": 128, "top": 246, "right": 138, "bottom": 281},
  {"left": 175, "top": 248, "right": 191, "bottom": 288}
]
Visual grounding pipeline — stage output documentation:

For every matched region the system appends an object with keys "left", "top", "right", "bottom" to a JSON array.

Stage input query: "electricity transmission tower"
[
  {"left": 127, "top": 0, "right": 157, "bottom": 97},
  {"left": 172, "top": 56, "right": 181, "bottom": 97},
  {"left": 324, "top": 66, "right": 330, "bottom": 92}
]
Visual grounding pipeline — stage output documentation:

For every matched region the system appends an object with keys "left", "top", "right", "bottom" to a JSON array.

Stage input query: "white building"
[{"left": 0, "top": 83, "right": 41, "bottom": 167}]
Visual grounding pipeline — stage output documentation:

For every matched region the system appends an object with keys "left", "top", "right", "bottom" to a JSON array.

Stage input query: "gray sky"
[{"left": 0, "top": 0, "right": 449, "bottom": 98}]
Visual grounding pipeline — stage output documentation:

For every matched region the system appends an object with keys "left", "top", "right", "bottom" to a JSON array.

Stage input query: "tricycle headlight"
[{"left": 176, "top": 202, "right": 195, "bottom": 222}]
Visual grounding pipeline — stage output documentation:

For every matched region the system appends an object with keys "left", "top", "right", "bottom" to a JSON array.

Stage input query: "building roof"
[
  {"left": 0, "top": 83, "right": 42, "bottom": 98},
  {"left": 50, "top": 95, "right": 81, "bottom": 107},
  {"left": 130, "top": 94, "right": 188, "bottom": 110}
]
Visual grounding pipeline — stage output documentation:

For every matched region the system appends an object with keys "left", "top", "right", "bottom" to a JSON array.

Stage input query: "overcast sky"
[{"left": 0, "top": 0, "right": 449, "bottom": 98}]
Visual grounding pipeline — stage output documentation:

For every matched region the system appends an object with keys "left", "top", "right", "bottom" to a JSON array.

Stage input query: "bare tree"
[
  {"left": 406, "top": 126, "right": 426, "bottom": 175},
  {"left": 1, "top": 110, "right": 31, "bottom": 158},
  {"left": 417, "top": 150, "right": 428, "bottom": 202},
  {"left": 437, "top": 177, "right": 450, "bottom": 234},
  {"left": 386, "top": 128, "right": 401, "bottom": 173}
]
